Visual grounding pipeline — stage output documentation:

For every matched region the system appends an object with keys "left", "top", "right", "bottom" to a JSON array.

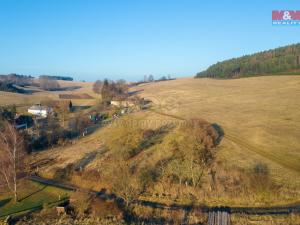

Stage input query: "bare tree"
[
  {"left": 92, "top": 80, "right": 103, "bottom": 94},
  {"left": 148, "top": 74, "right": 154, "bottom": 82},
  {"left": 39, "top": 77, "right": 60, "bottom": 91},
  {"left": 57, "top": 100, "right": 70, "bottom": 127},
  {"left": 143, "top": 75, "right": 148, "bottom": 82},
  {"left": 0, "top": 122, "right": 25, "bottom": 202},
  {"left": 111, "top": 161, "right": 140, "bottom": 207}
]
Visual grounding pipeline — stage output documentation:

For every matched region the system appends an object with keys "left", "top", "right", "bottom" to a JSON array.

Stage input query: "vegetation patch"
[
  {"left": 0, "top": 180, "right": 69, "bottom": 218},
  {"left": 59, "top": 93, "right": 94, "bottom": 99},
  {"left": 196, "top": 43, "right": 300, "bottom": 78}
]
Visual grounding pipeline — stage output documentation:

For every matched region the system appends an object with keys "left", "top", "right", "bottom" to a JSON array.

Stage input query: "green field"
[{"left": 0, "top": 180, "right": 69, "bottom": 218}]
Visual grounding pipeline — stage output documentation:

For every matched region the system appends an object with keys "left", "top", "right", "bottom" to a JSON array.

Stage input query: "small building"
[
  {"left": 28, "top": 104, "right": 53, "bottom": 118},
  {"left": 110, "top": 100, "right": 135, "bottom": 108}
]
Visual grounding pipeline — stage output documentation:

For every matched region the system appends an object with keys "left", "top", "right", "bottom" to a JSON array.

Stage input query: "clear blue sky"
[{"left": 0, "top": 0, "right": 299, "bottom": 81}]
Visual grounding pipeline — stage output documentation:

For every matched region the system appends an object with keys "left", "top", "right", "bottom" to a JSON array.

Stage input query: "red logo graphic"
[{"left": 272, "top": 10, "right": 300, "bottom": 20}]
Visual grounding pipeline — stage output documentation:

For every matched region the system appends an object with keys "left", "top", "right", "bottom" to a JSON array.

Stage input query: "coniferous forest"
[{"left": 196, "top": 43, "right": 300, "bottom": 78}]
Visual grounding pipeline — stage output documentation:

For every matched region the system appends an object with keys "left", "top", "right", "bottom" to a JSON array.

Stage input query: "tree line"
[
  {"left": 93, "top": 79, "right": 128, "bottom": 105},
  {"left": 0, "top": 74, "right": 33, "bottom": 93},
  {"left": 195, "top": 43, "right": 300, "bottom": 78},
  {"left": 39, "top": 75, "right": 73, "bottom": 81},
  {"left": 0, "top": 74, "right": 62, "bottom": 93}
]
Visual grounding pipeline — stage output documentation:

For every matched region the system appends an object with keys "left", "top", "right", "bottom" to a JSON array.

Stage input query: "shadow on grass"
[
  {"left": 212, "top": 123, "right": 225, "bottom": 145},
  {"left": 72, "top": 105, "right": 92, "bottom": 112},
  {"left": 0, "top": 198, "right": 12, "bottom": 207},
  {"left": 18, "top": 185, "right": 47, "bottom": 202},
  {"left": 128, "top": 89, "right": 144, "bottom": 96},
  {"left": 127, "top": 124, "right": 175, "bottom": 160}
]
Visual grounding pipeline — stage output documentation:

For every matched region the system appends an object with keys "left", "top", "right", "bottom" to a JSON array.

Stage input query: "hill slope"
[
  {"left": 135, "top": 76, "right": 300, "bottom": 181},
  {"left": 32, "top": 76, "right": 300, "bottom": 207},
  {"left": 196, "top": 43, "right": 300, "bottom": 78}
]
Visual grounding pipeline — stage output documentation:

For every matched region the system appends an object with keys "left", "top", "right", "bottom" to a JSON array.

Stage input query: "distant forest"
[
  {"left": 39, "top": 75, "right": 73, "bottom": 81},
  {"left": 0, "top": 74, "right": 33, "bottom": 93},
  {"left": 0, "top": 74, "right": 73, "bottom": 92},
  {"left": 195, "top": 43, "right": 300, "bottom": 78}
]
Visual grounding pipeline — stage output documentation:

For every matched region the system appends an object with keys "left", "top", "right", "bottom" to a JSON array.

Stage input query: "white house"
[
  {"left": 110, "top": 100, "right": 135, "bottom": 108},
  {"left": 28, "top": 104, "right": 53, "bottom": 117}
]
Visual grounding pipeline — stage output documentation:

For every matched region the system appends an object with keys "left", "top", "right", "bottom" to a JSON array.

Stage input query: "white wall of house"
[
  {"left": 28, "top": 109, "right": 48, "bottom": 117},
  {"left": 111, "top": 100, "right": 134, "bottom": 107}
]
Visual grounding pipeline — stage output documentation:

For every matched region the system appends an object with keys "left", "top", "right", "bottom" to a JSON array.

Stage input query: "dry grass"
[
  {"left": 133, "top": 76, "right": 300, "bottom": 186},
  {"left": 231, "top": 213, "right": 300, "bottom": 225},
  {"left": 28, "top": 76, "right": 300, "bottom": 207},
  {"left": 0, "top": 80, "right": 98, "bottom": 113}
]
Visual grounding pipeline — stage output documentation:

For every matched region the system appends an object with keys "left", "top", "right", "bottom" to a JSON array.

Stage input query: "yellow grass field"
[
  {"left": 0, "top": 80, "right": 98, "bottom": 111},
  {"left": 27, "top": 75, "right": 300, "bottom": 206},
  {"left": 134, "top": 76, "right": 300, "bottom": 186}
]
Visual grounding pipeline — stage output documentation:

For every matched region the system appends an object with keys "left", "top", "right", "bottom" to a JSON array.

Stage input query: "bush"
[
  {"left": 139, "top": 167, "right": 158, "bottom": 192},
  {"left": 253, "top": 162, "right": 269, "bottom": 175},
  {"left": 249, "top": 162, "right": 272, "bottom": 193},
  {"left": 53, "top": 164, "right": 74, "bottom": 181},
  {"left": 70, "top": 192, "right": 92, "bottom": 217}
]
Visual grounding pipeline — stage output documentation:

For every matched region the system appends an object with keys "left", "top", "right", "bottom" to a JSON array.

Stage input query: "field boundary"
[{"left": 28, "top": 175, "right": 300, "bottom": 215}]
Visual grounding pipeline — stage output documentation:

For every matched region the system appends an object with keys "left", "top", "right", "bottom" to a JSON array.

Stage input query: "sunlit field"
[{"left": 134, "top": 76, "right": 300, "bottom": 186}]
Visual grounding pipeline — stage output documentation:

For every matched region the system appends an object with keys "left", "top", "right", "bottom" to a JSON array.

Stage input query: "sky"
[{"left": 0, "top": 0, "right": 299, "bottom": 81}]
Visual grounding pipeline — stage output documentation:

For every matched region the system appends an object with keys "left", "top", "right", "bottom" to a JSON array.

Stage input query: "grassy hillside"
[
  {"left": 196, "top": 43, "right": 300, "bottom": 78},
  {"left": 0, "top": 80, "right": 97, "bottom": 113},
  {"left": 134, "top": 76, "right": 300, "bottom": 193},
  {"left": 30, "top": 75, "right": 300, "bottom": 207}
]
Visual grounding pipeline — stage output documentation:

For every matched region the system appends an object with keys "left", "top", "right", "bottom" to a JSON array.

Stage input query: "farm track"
[
  {"left": 149, "top": 109, "right": 300, "bottom": 174},
  {"left": 224, "top": 133, "right": 300, "bottom": 174}
]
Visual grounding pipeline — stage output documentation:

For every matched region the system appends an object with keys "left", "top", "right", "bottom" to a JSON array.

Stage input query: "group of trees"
[
  {"left": 39, "top": 77, "right": 61, "bottom": 91},
  {"left": 143, "top": 75, "right": 155, "bottom": 82},
  {"left": 0, "top": 74, "right": 34, "bottom": 93},
  {"left": 0, "top": 81, "right": 25, "bottom": 93},
  {"left": 196, "top": 43, "right": 300, "bottom": 78},
  {"left": 93, "top": 79, "right": 128, "bottom": 105},
  {"left": 0, "top": 105, "right": 16, "bottom": 126},
  {"left": 26, "top": 112, "right": 90, "bottom": 152},
  {"left": 166, "top": 120, "right": 219, "bottom": 188},
  {"left": 40, "top": 99, "right": 73, "bottom": 126},
  {"left": 142, "top": 74, "right": 173, "bottom": 83},
  {"left": 25, "top": 99, "right": 90, "bottom": 151},
  {"left": 102, "top": 118, "right": 220, "bottom": 206},
  {"left": 39, "top": 75, "right": 73, "bottom": 81},
  {"left": 0, "top": 74, "right": 76, "bottom": 92},
  {"left": 0, "top": 74, "right": 34, "bottom": 86}
]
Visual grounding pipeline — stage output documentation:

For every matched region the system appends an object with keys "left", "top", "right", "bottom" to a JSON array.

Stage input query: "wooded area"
[{"left": 196, "top": 43, "right": 300, "bottom": 78}]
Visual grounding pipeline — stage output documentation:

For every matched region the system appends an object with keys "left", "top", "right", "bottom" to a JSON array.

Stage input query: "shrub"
[
  {"left": 249, "top": 162, "right": 272, "bottom": 193},
  {"left": 53, "top": 164, "right": 74, "bottom": 181},
  {"left": 70, "top": 192, "right": 92, "bottom": 217}
]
